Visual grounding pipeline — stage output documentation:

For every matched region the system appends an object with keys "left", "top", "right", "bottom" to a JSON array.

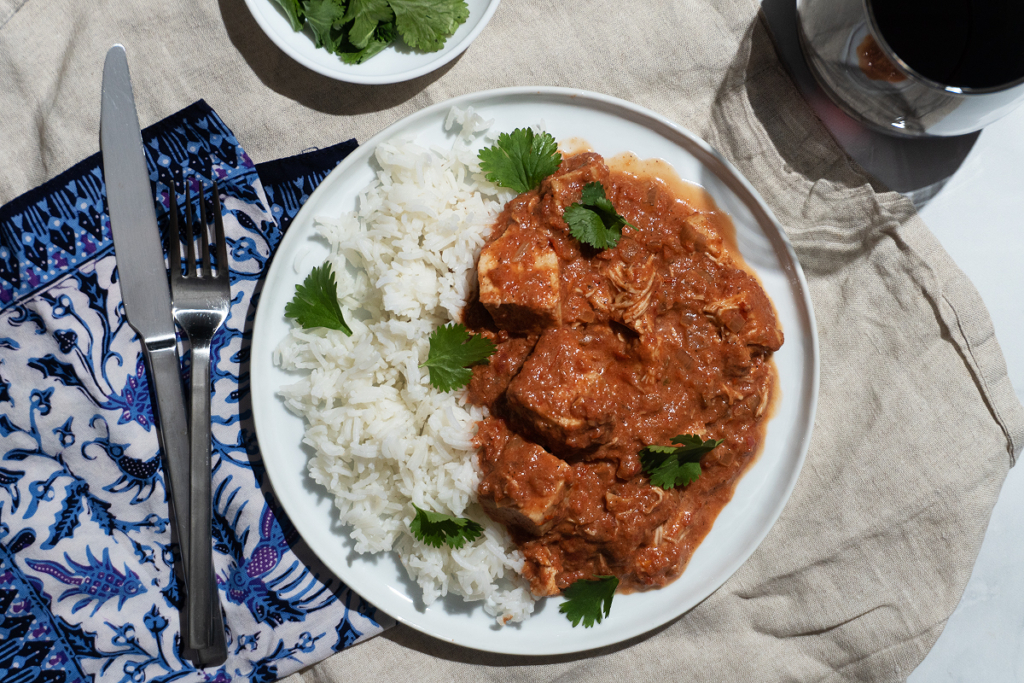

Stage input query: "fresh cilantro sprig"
[
  {"left": 410, "top": 503, "right": 484, "bottom": 549},
  {"left": 639, "top": 434, "right": 723, "bottom": 490},
  {"left": 420, "top": 323, "right": 496, "bottom": 392},
  {"left": 284, "top": 262, "right": 353, "bottom": 335},
  {"left": 563, "top": 181, "right": 638, "bottom": 250},
  {"left": 478, "top": 128, "right": 562, "bottom": 194},
  {"left": 559, "top": 575, "right": 619, "bottom": 628},
  {"left": 273, "top": 0, "right": 468, "bottom": 64}
]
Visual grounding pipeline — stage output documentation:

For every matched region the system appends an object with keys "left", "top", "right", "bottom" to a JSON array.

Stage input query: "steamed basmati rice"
[{"left": 274, "top": 107, "right": 538, "bottom": 623}]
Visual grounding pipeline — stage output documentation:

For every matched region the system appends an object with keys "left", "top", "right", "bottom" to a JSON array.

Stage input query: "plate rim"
[
  {"left": 241, "top": 0, "right": 502, "bottom": 85},
  {"left": 250, "top": 86, "right": 821, "bottom": 655}
]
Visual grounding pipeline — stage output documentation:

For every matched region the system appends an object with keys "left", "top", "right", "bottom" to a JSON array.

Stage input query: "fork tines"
[{"left": 168, "top": 178, "right": 228, "bottom": 279}]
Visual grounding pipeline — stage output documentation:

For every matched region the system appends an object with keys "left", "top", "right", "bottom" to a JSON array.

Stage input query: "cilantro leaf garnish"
[
  {"left": 559, "top": 575, "right": 618, "bottom": 628},
  {"left": 477, "top": 128, "right": 562, "bottom": 194},
  {"left": 420, "top": 323, "right": 495, "bottom": 392},
  {"left": 410, "top": 503, "right": 484, "bottom": 549},
  {"left": 390, "top": 0, "right": 469, "bottom": 52},
  {"left": 284, "top": 262, "right": 353, "bottom": 335},
  {"left": 563, "top": 203, "right": 618, "bottom": 249},
  {"left": 638, "top": 434, "right": 723, "bottom": 490},
  {"left": 563, "top": 181, "right": 638, "bottom": 250}
]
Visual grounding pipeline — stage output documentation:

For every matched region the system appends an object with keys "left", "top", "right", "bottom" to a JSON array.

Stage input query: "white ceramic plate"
[
  {"left": 243, "top": 0, "right": 500, "bottom": 84},
  {"left": 250, "top": 88, "right": 820, "bottom": 655}
]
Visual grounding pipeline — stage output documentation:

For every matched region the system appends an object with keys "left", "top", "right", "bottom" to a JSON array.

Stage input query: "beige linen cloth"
[{"left": 2, "top": 0, "right": 1022, "bottom": 680}]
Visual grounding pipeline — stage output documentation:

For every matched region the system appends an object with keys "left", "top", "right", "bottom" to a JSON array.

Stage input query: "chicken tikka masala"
[{"left": 465, "top": 150, "right": 783, "bottom": 597}]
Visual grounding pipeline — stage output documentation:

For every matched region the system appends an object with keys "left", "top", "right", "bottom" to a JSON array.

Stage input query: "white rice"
[{"left": 274, "top": 107, "right": 538, "bottom": 623}]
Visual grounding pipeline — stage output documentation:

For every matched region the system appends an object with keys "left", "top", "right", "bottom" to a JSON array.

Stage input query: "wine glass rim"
[{"left": 862, "top": 0, "right": 1024, "bottom": 95}]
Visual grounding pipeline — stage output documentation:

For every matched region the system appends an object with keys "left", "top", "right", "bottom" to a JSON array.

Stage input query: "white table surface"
[
  {"left": 908, "top": 110, "right": 1024, "bottom": 683},
  {"left": 761, "top": 3, "right": 1024, "bottom": 680}
]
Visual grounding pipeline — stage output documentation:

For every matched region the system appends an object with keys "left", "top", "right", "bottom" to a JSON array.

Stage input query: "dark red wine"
[{"left": 868, "top": 0, "right": 1024, "bottom": 89}]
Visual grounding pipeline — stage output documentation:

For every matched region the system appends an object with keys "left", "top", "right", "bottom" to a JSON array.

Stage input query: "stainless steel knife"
[{"left": 100, "top": 44, "right": 226, "bottom": 666}]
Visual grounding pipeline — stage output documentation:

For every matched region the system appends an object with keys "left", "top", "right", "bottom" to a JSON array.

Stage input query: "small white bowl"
[{"left": 243, "top": 0, "right": 500, "bottom": 84}]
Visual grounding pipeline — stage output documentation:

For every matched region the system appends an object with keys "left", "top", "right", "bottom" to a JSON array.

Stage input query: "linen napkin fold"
[{"left": 0, "top": 100, "right": 389, "bottom": 682}]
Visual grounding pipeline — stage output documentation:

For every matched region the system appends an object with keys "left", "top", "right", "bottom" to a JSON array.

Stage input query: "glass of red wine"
[{"left": 797, "top": 0, "right": 1024, "bottom": 136}]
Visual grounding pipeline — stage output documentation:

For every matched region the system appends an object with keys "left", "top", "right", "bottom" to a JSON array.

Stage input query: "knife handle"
[
  {"left": 143, "top": 338, "right": 192, "bottom": 563},
  {"left": 145, "top": 337, "right": 227, "bottom": 666}
]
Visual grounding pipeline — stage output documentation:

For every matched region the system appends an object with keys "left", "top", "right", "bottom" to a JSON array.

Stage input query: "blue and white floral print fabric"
[{"left": 0, "top": 100, "right": 391, "bottom": 682}]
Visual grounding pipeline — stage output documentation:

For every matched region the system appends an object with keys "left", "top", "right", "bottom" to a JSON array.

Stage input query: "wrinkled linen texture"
[{"left": 1, "top": 0, "right": 1022, "bottom": 682}]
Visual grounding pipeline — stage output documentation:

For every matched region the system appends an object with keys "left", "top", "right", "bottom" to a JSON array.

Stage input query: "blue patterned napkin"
[{"left": 0, "top": 100, "right": 393, "bottom": 681}]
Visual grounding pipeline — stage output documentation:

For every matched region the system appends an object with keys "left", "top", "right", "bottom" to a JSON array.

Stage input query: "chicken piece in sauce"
[
  {"left": 477, "top": 419, "right": 570, "bottom": 536},
  {"left": 467, "top": 151, "right": 781, "bottom": 596},
  {"left": 506, "top": 325, "right": 633, "bottom": 457},
  {"left": 478, "top": 222, "right": 562, "bottom": 332}
]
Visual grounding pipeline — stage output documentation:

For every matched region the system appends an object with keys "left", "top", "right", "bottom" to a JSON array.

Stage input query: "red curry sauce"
[{"left": 465, "top": 151, "right": 782, "bottom": 596}]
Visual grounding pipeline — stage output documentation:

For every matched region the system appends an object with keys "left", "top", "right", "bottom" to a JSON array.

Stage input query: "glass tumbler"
[{"left": 796, "top": 0, "right": 1024, "bottom": 136}]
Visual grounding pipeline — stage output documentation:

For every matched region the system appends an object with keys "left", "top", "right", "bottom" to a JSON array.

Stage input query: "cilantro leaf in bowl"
[
  {"left": 271, "top": 0, "right": 469, "bottom": 65},
  {"left": 391, "top": 0, "right": 470, "bottom": 52}
]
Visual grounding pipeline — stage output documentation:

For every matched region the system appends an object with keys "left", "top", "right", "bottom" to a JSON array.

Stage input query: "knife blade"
[{"left": 100, "top": 44, "right": 226, "bottom": 666}]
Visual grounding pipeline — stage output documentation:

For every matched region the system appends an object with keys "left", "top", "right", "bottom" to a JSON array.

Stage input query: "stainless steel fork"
[{"left": 168, "top": 179, "right": 229, "bottom": 659}]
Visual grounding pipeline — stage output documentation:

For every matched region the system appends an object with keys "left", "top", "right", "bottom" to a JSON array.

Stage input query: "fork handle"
[{"left": 185, "top": 339, "right": 226, "bottom": 658}]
